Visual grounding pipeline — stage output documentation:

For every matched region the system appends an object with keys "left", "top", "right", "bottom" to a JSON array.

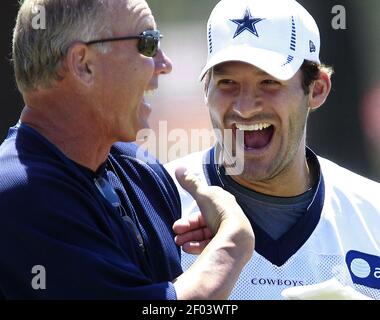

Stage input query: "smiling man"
[
  {"left": 0, "top": 0, "right": 254, "bottom": 299},
  {"left": 165, "top": 0, "right": 380, "bottom": 299}
]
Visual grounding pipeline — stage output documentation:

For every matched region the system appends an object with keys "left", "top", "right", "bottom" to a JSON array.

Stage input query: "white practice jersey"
[{"left": 165, "top": 148, "right": 380, "bottom": 300}]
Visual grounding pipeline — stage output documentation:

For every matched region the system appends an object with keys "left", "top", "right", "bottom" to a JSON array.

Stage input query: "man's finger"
[
  {"left": 172, "top": 218, "right": 191, "bottom": 235},
  {"left": 175, "top": 167, "right": 205, "bottom": 201},
  {"left": 174, "top": 227, "right": 213, "bottom": 246},
  {"left": 173, "top": 212, "right": 207, "bottom": 235}
]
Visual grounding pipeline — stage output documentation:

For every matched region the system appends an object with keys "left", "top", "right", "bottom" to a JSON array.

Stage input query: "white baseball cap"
[{"left": 200, "top": 0, "right": 320, "bottom": 81}]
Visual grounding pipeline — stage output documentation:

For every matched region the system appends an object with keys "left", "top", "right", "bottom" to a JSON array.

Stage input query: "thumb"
[{"left": 175, "top": 167, "right": 206, "bottom": 202}]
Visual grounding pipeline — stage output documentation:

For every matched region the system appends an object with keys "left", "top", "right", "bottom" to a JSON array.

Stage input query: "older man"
[
  {"left": 0, "top": 0, "right": 254, "bottom": 299},
  {"left": 166, "top": 0, "right": 380, "bottom": 299}
]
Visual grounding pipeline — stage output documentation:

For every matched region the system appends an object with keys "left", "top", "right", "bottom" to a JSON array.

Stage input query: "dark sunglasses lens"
[{"left": 138, "top": 31, "right": 160, "bottom": 57}]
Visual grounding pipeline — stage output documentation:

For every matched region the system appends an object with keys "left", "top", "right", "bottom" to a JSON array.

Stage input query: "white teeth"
[{"left": 235, "top": 123, "right": 271, "bottom": 131}]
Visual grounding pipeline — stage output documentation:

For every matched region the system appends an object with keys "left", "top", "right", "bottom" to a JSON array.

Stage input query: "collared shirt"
[{"left": 0, "top": 122, "right": 182, "bottom": 299}]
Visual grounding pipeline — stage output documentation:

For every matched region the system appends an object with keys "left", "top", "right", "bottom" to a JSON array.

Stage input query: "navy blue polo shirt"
[{"left": 0, "top": 123, "right": 182, "bottom": 299}]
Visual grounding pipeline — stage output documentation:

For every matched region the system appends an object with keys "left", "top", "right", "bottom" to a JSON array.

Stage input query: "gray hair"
[{"left": 13, "top": 0, "right": 112, "bottom": 92}]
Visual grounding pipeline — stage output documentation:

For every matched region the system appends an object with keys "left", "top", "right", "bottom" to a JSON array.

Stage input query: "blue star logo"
[{"left": 230, "top": 8, "right": 265, "bottom": 38}]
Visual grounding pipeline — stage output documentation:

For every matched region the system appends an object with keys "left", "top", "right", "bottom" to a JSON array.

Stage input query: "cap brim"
[{"left": 199, "top": 45, "right": 304, "bottom": 81}]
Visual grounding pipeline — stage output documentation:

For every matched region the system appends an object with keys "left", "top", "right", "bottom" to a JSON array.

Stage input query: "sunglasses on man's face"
[{"left": 86, "top": 30, "right": 162, "bottom": 57}]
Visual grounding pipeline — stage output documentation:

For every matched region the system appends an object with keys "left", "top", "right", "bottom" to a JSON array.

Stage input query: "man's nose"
[
  {"left": 233, "top": 89, "right": 263, "bottom": 118},
  {"left": 154, "top": 49, "right": 173, "bottom": 75}
]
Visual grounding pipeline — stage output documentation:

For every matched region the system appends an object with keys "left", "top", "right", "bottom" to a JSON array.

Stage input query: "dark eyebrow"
[{"left": 212, "top": 66, "right": 232, "bottom": 76}]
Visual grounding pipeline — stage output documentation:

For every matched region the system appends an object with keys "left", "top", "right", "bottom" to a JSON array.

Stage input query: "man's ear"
[
  {"left": 308, "top": 70, "right": 331, "bottom": 111},
  {"left": 203, "top": 70, "right": 211, "bottom": 104},
  {"left": 204, "top": 81, "right": 209, "bottom": 105},
  {"left": 65, "top": 43, "right": 95, "bottom": 87}
]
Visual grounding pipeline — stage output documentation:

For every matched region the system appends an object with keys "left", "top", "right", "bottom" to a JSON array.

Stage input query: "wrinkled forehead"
[{"left": 108, "top": 0, "right": 156, "bottom": 33}]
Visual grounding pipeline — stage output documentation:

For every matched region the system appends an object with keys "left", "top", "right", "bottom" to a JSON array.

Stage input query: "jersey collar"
[{"left": 203, "top": 146, "right": 325, "bottom": 266}]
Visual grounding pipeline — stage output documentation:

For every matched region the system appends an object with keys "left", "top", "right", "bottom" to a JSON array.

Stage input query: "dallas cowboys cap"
[{"left": 200, "top": 0, "right": 320, "bottom": 81}]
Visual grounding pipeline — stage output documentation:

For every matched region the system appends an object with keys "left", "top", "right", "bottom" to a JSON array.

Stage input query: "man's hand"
[
  {"left": 172, "top": 167, "right": 254, "bottom": 300},
  {"left": 173, "top": 212, "right": 213, "bottom": 254},
  {"left": 281, "top": 278, "right": 373, "bottom": 300}
]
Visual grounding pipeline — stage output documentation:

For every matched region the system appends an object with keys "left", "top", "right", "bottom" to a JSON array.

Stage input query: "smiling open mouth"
[{"left": 235, "top": 123, "right": 275, "bottom": 150}]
